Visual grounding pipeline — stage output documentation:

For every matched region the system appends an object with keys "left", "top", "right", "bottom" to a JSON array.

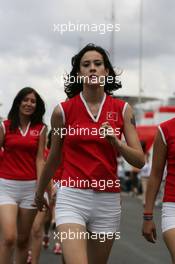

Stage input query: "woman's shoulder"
[
  {"left": 158, "top": 117, "right": 175, "bottom": 143},
  {"left": 109, "top": 95, "right": 128, "bottom": 107},
  {"left": 60, "top": 94, "right": 79, "bottom": 106},
  {"left": 58, "top": 94, "right": 80, "bottom": 115},
  {"left": 159, "top": 117, "right": 175, "bottom": 129},
  {"left": 1, "top": 119, "right": 11, "bottom": 125},
  {"left": 0, "top": 119, "right": 11, "bottom": 130},
  {"left": 31, "top": 121, "right": 45, "bottom": 125},
  {"left": 28, "top": 123, "right": 46, "bottom": 138},
  {"left": 108, "top": 95, "right": 129, "bottom": 118}
]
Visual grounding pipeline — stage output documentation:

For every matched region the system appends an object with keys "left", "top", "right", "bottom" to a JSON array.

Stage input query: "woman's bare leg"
[
  {"left": 163, "top": 228, "right": 175, "bottom": 264},
  {"left": 0, "top": 204, "right": 18, "bottom": 264},
  {"left": 16, "top": 207, "right": 36, "bottom": 264},
  {"left": 58, "top": 223, "right": 88, "bottom": 264}
]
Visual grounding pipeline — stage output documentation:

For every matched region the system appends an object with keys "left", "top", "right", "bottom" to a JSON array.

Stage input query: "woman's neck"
[
  {"left": 82, "top": 85, "right": 105, "bottom": 103},
  {"left": 19, "top": 114, "right": 31, "bottom": 127}
]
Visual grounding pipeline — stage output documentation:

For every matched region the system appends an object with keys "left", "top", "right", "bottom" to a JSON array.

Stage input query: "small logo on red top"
[
  {"left": 106, "top": 112, "right": 118, "bottom": 121},
  {"left": 30, "top": 130, "right": 39, "bottom": 136}
]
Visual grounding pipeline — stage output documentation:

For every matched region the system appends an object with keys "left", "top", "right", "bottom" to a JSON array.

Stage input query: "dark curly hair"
[
  {"left": 8, "top": 87, "right": 45, "bottom": 131},
  {"left": 64, "top": 43, "right": 122, "bottom": 98}
]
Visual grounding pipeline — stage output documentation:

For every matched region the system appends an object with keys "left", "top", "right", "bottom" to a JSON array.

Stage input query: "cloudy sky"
[{"left": 0, "top": 0, "right": 174, "bottom": 124}]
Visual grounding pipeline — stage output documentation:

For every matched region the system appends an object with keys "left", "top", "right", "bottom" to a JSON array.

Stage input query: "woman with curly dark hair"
[
  {"left": 35, "top": 44, "right": 145, "bottom": 264},
  {"left": 0, "top": 87, "right": 46, "bottom": 264},
  {"left": 64, "top": 43, "right": 121, "bottom": 98}
]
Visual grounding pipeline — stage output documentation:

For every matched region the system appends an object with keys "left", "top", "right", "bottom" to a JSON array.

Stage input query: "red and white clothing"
[
  {"left": 0, "top": 147, "right": 4, "bottom": 165},
  {"left": 0, "top": 120, "right": 45, "bottom": 181},
  {"left": 59, "top": 92, "right": 127, "bottom": 192},
  {"left": 159, "top": 117, "right": 175, "bottom": 202},
  {"left": 55, "top": 187, "right": 121, "bottom": 233},
  {"left": 0, "top": 178, "right": 37, "bottom": 209}
]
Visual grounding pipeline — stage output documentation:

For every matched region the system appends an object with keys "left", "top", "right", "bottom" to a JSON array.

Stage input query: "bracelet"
[
  {"left": 143, "top": 213, "right": 153, "bottom": 221},
  {"left": 143, "top": 215, "right": 153, "bottom": 221},
  {"left": 143, "top": 211, "right": 153, "bottom": 215}
]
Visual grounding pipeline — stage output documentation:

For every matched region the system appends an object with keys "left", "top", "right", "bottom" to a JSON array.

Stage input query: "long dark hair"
[
  {"left": 64, "top": 43, "right": 122, "bottom": 98},
  {"left": 8, "top": 87, "right": 45, "bottom": 131},
  {"left": 47, "top": 130, "right": 52, "bottom": 149}
]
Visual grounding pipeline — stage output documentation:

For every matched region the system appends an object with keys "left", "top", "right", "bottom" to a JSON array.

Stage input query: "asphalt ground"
[{"left": 40, "top": 194, "right": 170, "bottom": 264}]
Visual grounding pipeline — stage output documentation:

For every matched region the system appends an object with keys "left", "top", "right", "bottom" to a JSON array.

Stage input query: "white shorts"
[
  {"left": 0, "top": 178, "right": 37, "bottom": 209},
  {"left": 55, "top": 187, "right": 121, "bottom": 233},
  {"left": 162, "top": 202, "right": 175, "bottom": 233}
]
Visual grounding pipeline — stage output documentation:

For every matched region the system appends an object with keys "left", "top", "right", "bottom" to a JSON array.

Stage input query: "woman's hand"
[
  {"left": 50, "top": 187, "right": 57, "bottom": 207},
  {"left": 142, "top": 220, "right": 157, "bottom": 243},
  {"left": 100, "top": 122, "right": 120, "bottom": 146},
  {"left": 34, "top": 192, "right": 49, "bottom": 212}
]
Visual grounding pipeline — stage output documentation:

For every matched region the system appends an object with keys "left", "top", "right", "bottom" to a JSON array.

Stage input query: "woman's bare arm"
[
  {"left": 102, "top": 104, "right": 145, "bottom": 168},
  {"left": 144, "top": 130, "right": 167, "bottom": 213},
  {"left": 36, "top": 105, "right": 64, "bottom": 197}
]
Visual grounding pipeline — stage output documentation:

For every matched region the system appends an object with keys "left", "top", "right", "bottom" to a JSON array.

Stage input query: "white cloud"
[{"left": 0, "top": 0, "right": 174, "bottom": 123}]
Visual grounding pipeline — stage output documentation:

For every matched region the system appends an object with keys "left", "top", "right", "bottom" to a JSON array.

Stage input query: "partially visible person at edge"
[
  {"left": 0, "top": 147, "right": 4, "bottom": 164},
  {"left": 0, "top": 87, "right": 46, "bottom": 264},
  {"left": 35, "top": 43, "right": 145, "bottom": 264},
  {"left": 142, "top": 118, "right": 175, "bottom": 264}
]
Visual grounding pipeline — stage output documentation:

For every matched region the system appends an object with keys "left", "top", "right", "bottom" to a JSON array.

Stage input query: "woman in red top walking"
[
  {"left": 35, "top": 44, "right": 145, "bottom": 264},
  {"left": 0, "top": 87, "right": 46, "bottom": 264},
  {"left": 0, "top": 147, "right": 4, "bottom": 164},
  {"left": 142, "top": 118, "right": 175, "bottom": 263}
]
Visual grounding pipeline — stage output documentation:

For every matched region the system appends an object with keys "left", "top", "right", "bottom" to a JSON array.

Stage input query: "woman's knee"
[
  {"left": 1, "top": 233, "right": 17, "bottom": 248},
  {"left": 32, "top": 222, "right": 44, "bottom": 239}
]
